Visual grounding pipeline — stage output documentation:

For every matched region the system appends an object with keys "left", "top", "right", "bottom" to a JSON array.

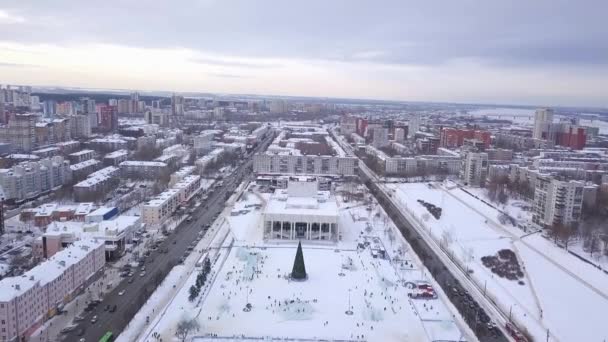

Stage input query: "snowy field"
[
  {"left": 125, "top": 183, "right": 468, "bottom": 342},
  {"left": 386, "top": 182, "right": 608, "bottom": 342}
]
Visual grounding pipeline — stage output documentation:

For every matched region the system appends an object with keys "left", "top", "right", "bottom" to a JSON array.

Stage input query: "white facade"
[
  {"left": 408, "top": 114, "right": 420, "bottom": 138},
  {"left": 0, "top": 156, "right": 72, "bottom": 201},
  {"left": 533, "top": 176, "right": 583, "bottom": 228},
  {"left": 533, "top": 108, "right": 554, "bottom": 139},
  {"left": 372, "top": 127, "right": 389, "bottom": 148},
  {"left": 461, "top": 152, "right": 488, "bottom": 186},
  {"left": 263, "top": 180, "right": 339, "bottom": 241},
  {"left": 253, "top": 154, "right": 357, "bottom": 176},
  {"left": 142, "top": 175, "right": 201, "bottom": 226}
]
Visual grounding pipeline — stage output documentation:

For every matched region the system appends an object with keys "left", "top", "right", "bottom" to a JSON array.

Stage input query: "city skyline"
[{"left": 1, "top": 1, "right": 607, "bottom": 107}]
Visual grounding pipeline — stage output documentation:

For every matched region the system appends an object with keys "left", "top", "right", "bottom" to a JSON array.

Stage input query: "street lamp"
[{"left": 345, "top": 289, "right": 353, "bottom": 315}]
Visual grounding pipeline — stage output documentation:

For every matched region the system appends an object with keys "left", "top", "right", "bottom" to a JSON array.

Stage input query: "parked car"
[
  {"left": 109, "top": 305, "right": 117, "bottom": 313},
  {"left": 118, "top": 290, "right": 126, "bottom": 296},
  {"left": 90, "top": 315, "right": 97, "bottom": 324}
]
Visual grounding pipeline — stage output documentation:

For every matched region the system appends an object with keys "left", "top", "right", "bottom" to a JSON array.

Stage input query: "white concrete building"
[
  {"left": 372, "top": 127, "right": 389, "bottom": 148},
  {"left": 533, "top": 108, "right": 554, "bottom": 139},
  {"left": 532, "top": 176, "right": 584, "bottom": 229},
  {"left": 408, "top": 114, "right": 420, "bottom": 138},
  {"left": 193, "top": 130, "right": 217, "bottom": 154},
  {"left": 263, "top": 179, "right": 339, "bottom": 241},
  {"left": 0, "top": 156, "right": 72, "bottom": 201},
  {"left": 461, "top": 152, "right": 488, "bottom": 186},
  {"left": 141, "top": 175, "right": 201, "bottom": 226}
]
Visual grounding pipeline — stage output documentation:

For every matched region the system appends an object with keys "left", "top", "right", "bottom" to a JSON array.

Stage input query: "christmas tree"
[{"left": 291, "top": 241, "right": 307, "bottom": 280}]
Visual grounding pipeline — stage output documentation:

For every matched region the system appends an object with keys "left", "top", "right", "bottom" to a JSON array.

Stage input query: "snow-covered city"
[{"left": 1, "top": 4, "right": 608, "bottom": 341}]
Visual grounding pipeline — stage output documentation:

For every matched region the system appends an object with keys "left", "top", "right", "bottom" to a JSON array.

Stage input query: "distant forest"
[{"left": 31, "top": 92, "right": 169, "bottom": 105}]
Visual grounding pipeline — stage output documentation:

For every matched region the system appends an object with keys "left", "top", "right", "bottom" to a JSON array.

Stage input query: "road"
[
  {"left": 60, "top": 135, "right": 273, "bottom": 342},
  {"left": 329, "top": 129, "right": 510, "bottom": 342}
]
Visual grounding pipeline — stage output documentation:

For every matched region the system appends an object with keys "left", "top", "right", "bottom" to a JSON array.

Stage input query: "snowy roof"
[
  {"left": 74, "top": 166, "right": 119, "bottom": 188},
  {"left": 69, "top": 149, "right": 95, "bottom": 157},
  {"left": 144, "top": 188, "right": 180, "bottom": 207},
  {"left": 70, "top": 159, "right": 100, "bottom": 171},
  {"left": 264, "top": 189, "right": 338, "bottom": 221},
  {"left": 120, "top": 160, "right": 167, "bottom": 167},
  {"left": 0, "top": 239, "right": 103, "bottom": 302}
]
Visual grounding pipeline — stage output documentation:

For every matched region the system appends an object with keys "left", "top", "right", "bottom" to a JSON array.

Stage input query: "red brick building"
[{"left": 440, "top": 128, "right": 491, "bottom": 149}]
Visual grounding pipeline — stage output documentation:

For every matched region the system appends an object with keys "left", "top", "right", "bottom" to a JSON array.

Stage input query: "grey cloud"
[{"left": 0, "top": 0, "right": 607, "bottom": 68}]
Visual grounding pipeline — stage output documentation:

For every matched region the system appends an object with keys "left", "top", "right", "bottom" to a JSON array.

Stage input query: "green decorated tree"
[{"left": 291, "top": 241, "right": 307, "bottom": 280}]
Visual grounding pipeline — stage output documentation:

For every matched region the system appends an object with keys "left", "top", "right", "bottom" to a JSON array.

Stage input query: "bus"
[{"left": 99, "top": 331, "right": 114, "bottom": 342}]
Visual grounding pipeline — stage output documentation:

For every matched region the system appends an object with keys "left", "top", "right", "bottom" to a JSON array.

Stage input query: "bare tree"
[{"left": 175, "top": 317, "right": 200, "bottom": 342}]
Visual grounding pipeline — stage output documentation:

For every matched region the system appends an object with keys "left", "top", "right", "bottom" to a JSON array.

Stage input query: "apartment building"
[
  {"left": 102, "top": 149, "right": 129, "bottom": 166},
  {"left": 0, "top": 156, "right": 72, "bottom": 201},
  {"left": 193, "top": 130, "right": 216, "bottom": 154},
  {"left": 532, "top": 176, "right": 584, "bottom": 229},
  {"left": 141, "top": 175, "right": 201, "bottom": 225},
  {"left": 253, "top": 154, "right": 357, "bottom": 176},
  {"left": 70, "top": 159, "right": 101, "bottom": 181},
  {"left": 0, "top": 114, "right": 37, "bottom": 152},
  {"left": 68, "top": 149, "right": 95, "bottom": 164},
  {"left": 119, "top": 161, "right": 168, "bottom": 179},
  {"left": 73, "top": 166, "right": 120, "bottom": 202},
  {"left": 461, "top": 152, "right": 488, "bottom": 186},
  {"left": 0, "top": 239, "right": 105, "bottom": 341},
  {"left": 372, "top": 127, "right": 389, "bottom": 148}
]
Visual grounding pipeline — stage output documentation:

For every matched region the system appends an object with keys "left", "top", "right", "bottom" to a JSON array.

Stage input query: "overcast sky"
[{"left": 0, "top": 0, "right": 607, "bottom": 107}]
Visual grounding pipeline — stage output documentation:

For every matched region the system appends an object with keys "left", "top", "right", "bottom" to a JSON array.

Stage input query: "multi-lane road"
[{"left": 61, "top": 136, "right": 272, "bottom": 342}]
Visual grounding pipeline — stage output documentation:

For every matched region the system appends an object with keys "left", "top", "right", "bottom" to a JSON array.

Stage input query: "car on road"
[
  {"left": 76, "top": 328, "right": 86, "bottom": 336},
  {"left": 109, "top": 305, "right": 117, "bottom": 313},
  {"left": 128, "top": 277, "right": 134, "bottom": 283},
  {"left": 73, "top": 315, "right": 86, "bottom": 322},
  {"left": 140, "top": 271, "right": 146, "bottom": 277},
  {"left": 104, "top": 304, "right": 110, "bottom": 311},
  {"left": 60, "top": 325, "right": 77, "bottom": 333},
  {"left": 118, "top": 290, "right": 126, "bottom": 296},
  {"left": 90, "top": 315, "right": 98, "bottom": 324}
]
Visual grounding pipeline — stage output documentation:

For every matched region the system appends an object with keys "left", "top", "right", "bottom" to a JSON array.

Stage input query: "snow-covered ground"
[
  {"left": 123, "top": 183, "right": 469, "bottom": 342},
  {"left": 386, "top": 182, "right": 608, "bottom": 342}
]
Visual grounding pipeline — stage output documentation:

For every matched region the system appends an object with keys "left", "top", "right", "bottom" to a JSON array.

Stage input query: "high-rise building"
[
  {"left": 29, "top": 96, "right": 40, "bottom": 111},
  {"left": 532, "top": 176, "right": 583, "bottom": 229},
  {"left": 340, "top": 116, "right": 357, "bottom": 135},
  {"left": 0, "top": 113, "right": 38, "bottom": 152},
  {"left": 394, "top": 127, "right": 406, "bottom": 142},
  {"left": 43, "top": 100, "right": 56, "bottom": 117},
  {"left": 98, "top": 105, "right": 118, "bottom": 132},
  {"left": 70, "top": 114, "right": 92, "bottom": 138},
  {"left": 408, "top": 114, "right": 420, "bottom": 138},
  {"left": 372, "top": 127, "right": 389, "bottom": 148},
  {"left": 80, "top": 97, "right": 96, "bottom": 114},
  {"left": 533, "top": 108, "right": 554, "bottom": 139},
  {"left": 171, "top": 94, "right": 184, "bottom": 116},
  {"left": 461, "top": 152, "right": 488, "bottom": 186},
  {"left": 269, "top": 100, "right": 288, "bottom": 114},
  {"left": 117, "top": 99, "right": 130, "bottom": 114}
]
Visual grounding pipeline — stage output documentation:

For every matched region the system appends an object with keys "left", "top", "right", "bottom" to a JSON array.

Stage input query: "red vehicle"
[{"left": 505, "top": 322, "right": 529, "bottom": 342}]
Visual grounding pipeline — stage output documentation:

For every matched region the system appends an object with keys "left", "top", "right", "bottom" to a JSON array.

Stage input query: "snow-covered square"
[{"left": 120, "top": 180, "right": 468, "bottom": 342}]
